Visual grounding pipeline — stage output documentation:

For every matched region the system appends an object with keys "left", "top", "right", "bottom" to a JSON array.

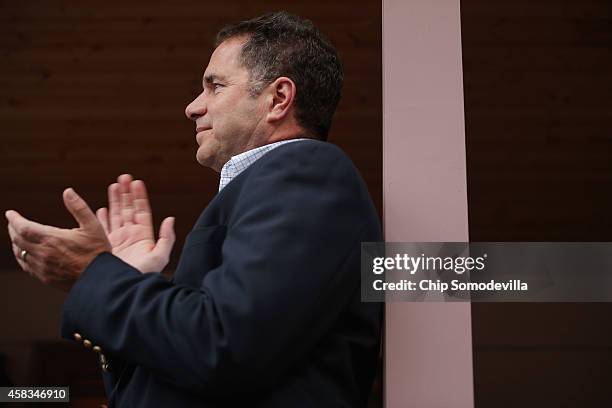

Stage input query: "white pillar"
[{"left": 383, "top": 0, "right": 474, "bottom": 407}]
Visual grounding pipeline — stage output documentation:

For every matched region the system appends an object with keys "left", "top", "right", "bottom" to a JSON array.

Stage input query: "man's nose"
[{"left": 185, "top": 92, "right": 207, "bottom": 120}]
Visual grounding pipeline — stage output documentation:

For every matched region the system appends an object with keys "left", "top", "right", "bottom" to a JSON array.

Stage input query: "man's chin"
[{"left": 196, "top": 150, "right": 222, "bottom": 173}]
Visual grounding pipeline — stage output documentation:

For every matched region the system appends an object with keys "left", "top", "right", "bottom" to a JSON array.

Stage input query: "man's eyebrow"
[{"left": 203, "top": 74, "right": 228, "bottom": 84}]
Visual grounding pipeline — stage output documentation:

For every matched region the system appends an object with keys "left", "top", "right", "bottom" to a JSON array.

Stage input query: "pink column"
[{"left": 383, "top": 0, "right": 474, "bottom": 407}]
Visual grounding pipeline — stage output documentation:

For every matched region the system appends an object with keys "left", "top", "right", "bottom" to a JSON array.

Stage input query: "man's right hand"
[{"left": 95, "top": 174, "right": 175, "bottom": 273}]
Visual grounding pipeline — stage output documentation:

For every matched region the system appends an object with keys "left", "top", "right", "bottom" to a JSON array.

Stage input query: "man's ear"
[{"left": 266, "top": 77, "right": 296, "bottom": 123}]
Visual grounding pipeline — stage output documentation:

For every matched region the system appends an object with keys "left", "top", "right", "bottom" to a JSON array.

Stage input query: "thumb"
[
  {"left": 63, "top": 188, "right": 99, "bottom": 230},
  {"left": 151, "top": 216, "right": 175, "bottom": 264}
]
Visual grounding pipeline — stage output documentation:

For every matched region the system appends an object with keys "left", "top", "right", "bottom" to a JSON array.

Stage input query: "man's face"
[{"left": 185, "top": 37, "right": 266, "bottom": 172}]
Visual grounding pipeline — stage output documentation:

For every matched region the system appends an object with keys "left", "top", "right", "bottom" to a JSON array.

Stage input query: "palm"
[
  {"left": 96, "top": 174, "right": 175, "bottom": 273},
  {"left": 108, "top": 224, "right": 155, "bottom": 260}
]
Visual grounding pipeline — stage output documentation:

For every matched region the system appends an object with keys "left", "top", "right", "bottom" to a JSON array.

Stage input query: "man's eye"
[{"left": 213, "top": 83, "right": 223, "bottom": 91}]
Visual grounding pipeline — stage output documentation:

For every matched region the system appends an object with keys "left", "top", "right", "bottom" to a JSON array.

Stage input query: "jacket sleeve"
[{"left": 60, "top": 142, "right": 380, "bottom": 396}]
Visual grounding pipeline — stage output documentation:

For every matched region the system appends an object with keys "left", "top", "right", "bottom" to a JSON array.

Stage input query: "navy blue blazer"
[{"left": 61, "top": 139, "right": 382, "bottom": 407}]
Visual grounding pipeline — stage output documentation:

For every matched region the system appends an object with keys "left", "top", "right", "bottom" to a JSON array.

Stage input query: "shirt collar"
[{"left": 218, "top": 138, "right": 308, "bottom": 191}]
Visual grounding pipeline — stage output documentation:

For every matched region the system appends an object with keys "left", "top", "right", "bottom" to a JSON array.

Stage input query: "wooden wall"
[
  {"left": 7, "top": 0, "right": 611, "bottom": 405},
  {"left": 462, "top": 0, "right": 612, "bottom": 406},
  {"left": 0, "top": 0, "right": 382, "bottom": 268},
  {"left": 0, "top": 0, "right": 382, "bottom": 397}
]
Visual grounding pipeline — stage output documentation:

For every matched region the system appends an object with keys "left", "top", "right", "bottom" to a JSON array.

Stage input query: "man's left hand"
[{"left": 6, "top": 188, "right": 112, "bottom": 292}]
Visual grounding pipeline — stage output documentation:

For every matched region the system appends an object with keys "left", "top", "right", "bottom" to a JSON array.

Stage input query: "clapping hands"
[
  {"left": 6, "top": 188, "right": 112, "bottom": 292},
  {"left": 95, "top": 174, "right": 175, "bottom": 273},
  {"left": 6, "top": 174, "right": 175, "bottom": 291}
]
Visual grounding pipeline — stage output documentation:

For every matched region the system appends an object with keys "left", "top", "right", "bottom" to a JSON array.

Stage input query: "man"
[{"left": 6, "top": 11, "right": 381, "bottom": 407}]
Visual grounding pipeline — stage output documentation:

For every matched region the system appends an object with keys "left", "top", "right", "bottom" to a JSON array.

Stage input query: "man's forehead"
[
  {"left": 209, "top": 38, "right": 245, "bottom": 67},
  {"left": 202, "top": 38, "right": 247, "bottom": 83}
]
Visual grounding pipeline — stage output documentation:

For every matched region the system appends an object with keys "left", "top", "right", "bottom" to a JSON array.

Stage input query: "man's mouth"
[{"left": 195, "top": 127, "right": 211, "bottom": 145}]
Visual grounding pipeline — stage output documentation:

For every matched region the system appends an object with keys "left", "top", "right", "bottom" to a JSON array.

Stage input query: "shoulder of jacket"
[
  {"left": 255, "top": 139, "right": 353, "bottom": 170},
  {"left": 225, "top": 139, "right": 362, "bottom": 199}
]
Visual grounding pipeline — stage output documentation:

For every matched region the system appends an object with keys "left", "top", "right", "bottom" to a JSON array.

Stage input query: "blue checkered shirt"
[{"left": 218, "top": 138, "right": 308, "bottom": 191}]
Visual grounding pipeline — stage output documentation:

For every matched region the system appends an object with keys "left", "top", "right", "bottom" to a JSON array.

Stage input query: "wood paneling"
[
  {"left": 0, "top": 0, "right": 382, "bottom": 271},
  {"left": 474, "top": 348, "right": 612, "bottom": 407},
  {"left": 463, "top": 0, "right": 612, "bottom": 406},
  {"left": 0, "top": 1, "right": 382, "bottom": 400}
]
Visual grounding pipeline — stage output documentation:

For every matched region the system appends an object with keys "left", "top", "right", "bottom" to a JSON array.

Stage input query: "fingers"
[
  {"left": 8, "top": 222, "right": 35, "bottom": 254},
  {"left": 11, "top": 245, "right": 48, "bottom": 285},
  {"left": 96, "top": 207, "right": 110, "bottom": 235},
  {"left": 6, "top": 210, "right": 56, "bottom": 275},
  {"left": 6, "top": 210, "right": 49, "bottom": 247},
  {"left": 11, "top": 241, "right": 39, "bottom": 278},
  {"left": 8, "top": 224, "right": 39, "bottom": 276},
  {"left": 158, "top": 217, "right": 175, "bottom": 242},
  {"left": 10, "top": 242, "right": 42, "bottom": 277},
  {"left": 108, "top": 183, "right": 122, "bottom": 231},
  {"left": 150, "top": 217, "right": 176, "bottom": 269},
  {"left": 132, "top": 180, "right": 153, "bottom": 227},
  {"left": 108, "top": 174, "right": 154, "bottom": 231},
  {"left": 62, "top": 188, "right": 99, "bottom": 230},
  {"left": 118, "top": 174, "right": 134, "bottom": 226},
  {"left": 11, "top": 242, "right": 30, "bottom": 273}
]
